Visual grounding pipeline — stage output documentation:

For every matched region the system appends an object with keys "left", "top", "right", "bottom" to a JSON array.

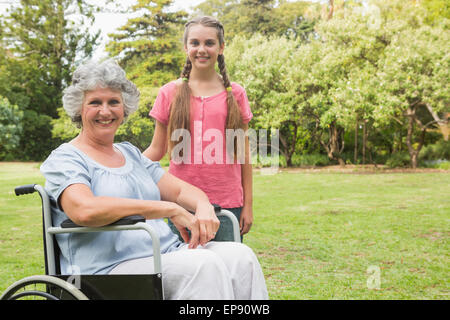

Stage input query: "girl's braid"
[
  {"left": 217, "top": 54, "right": 231, "bottom": 88},
  {"left": 181, "top": 57, "right": 192, "bottom": 79}
]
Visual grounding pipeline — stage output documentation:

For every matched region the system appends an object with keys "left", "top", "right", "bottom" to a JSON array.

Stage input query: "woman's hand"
[
  {"left": 169, "top": 203, "right": 201, "bottom": 249},
  {"left": 195, "top": 202, "right": 220, "bottom": 246},
  {"left": 158, "top": 173, "right": 220, "bottom": 246}
]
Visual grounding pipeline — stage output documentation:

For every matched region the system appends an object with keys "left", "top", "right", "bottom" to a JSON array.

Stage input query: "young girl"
[{"left": 144, "top": 16, "right": 253, "bottom": 242}]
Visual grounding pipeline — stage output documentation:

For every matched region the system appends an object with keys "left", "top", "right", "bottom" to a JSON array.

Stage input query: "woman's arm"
[
  {"left": 240, "top": 123, "right": 253, "bottom": 235},
  {"left": 143, "top": 120, "right": 168, "bottom": 161},
  {"left": 59, "top": 182, "right": 201, "bottom": 248}
]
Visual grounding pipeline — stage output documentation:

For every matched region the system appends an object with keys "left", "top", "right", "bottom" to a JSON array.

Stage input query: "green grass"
[{"left": 0, "top": 162, "right": 449, "bottom": 299}]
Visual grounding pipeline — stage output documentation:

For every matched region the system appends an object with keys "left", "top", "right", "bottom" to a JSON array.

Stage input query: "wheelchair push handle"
[{"left": 15, "top": 184, "right": 37, "bottom": 196}]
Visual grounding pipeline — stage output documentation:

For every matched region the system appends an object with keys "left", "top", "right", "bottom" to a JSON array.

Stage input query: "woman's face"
[
  {"left": 81, "top": 87, "right": 124, "bottom": 141},
  {"left": 184, "top": 24, "right": 224, "bottom": 71}
]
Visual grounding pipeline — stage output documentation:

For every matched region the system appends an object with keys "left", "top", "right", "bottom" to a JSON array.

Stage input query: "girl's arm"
[
  {"left": 143, "top": 120, "right": 168, "bottom": 161},
  {"left": 240, "top": 123, "right": 253, "bottom": 235}
]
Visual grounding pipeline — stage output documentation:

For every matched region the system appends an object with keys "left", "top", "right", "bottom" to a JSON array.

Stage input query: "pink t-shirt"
[{"left": 149, "top": 81, "right": 253, "bottom": 208}]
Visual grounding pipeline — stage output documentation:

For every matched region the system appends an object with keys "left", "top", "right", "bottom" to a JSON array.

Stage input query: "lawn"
[{"left": 0, "top": 162, "right": 449, "bottom": 299}]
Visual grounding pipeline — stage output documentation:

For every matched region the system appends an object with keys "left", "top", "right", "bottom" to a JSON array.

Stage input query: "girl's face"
[
  {"left": 184, "top": 24, "right": 224, "bottom": 71},
  {"left": 81, "top": 87, "right": 124, "bottom": 141}
]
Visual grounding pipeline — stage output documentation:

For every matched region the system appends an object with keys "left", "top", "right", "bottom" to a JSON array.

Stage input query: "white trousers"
[{"left": 109, "top": 241, "right": 268, "bottom": 300}]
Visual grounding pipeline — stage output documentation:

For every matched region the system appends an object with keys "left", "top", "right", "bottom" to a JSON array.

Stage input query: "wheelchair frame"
[{"left": 1, "top": 184, "right": 241, "bottom": 300}]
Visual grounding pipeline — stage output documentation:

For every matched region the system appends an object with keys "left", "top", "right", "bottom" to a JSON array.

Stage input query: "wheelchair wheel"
[{"left": 0, "top": 275, "right": 89, "bottom": 300}]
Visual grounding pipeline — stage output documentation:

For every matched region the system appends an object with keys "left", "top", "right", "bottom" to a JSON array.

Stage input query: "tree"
[
  {"left": 319, "top": 0, "right": 450, "bottom": 167},
  {"left": 106, "top": 0, "right": 187, "bottom": 88},
  {"left": 420, "top": 0, "right": 450, "bottom": 25},
  {"left": 0, "top": 0, "right": 99, "bottom": 160},
  {"left": 1, "top": 0, "right": 99, "bottom": 117},
  {"left": 194, "top": 0, "right": 318, "bottom": 42},
  {"left": 377, "top": 21, "right": 450, "bottom": 167},
  {"left": 226, "top": 34, "right": 302, "bottom": 166},
  {"left": 272, "top": 0, "right": 317, "bottom": 41}
]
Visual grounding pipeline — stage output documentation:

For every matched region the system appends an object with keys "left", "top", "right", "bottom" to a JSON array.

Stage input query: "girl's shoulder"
[
  {"left": 159, "top": 80, "right": 179, "bottom": 95},
  {"left": 230, "top": 82, "right": 247, "bottom": 97},
  {"left": 230, "top": 82, "right": 245, "bottom": 92}
]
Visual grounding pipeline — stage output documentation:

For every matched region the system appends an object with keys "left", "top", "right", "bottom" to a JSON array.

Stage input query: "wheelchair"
[{"left": 1, "top": 184, "right": 241, "bottom": 300}]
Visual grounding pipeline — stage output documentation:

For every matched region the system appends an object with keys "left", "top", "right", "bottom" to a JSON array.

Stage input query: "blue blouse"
[{"left": 40, "top": 142, "right": 182, "bottom": 274}]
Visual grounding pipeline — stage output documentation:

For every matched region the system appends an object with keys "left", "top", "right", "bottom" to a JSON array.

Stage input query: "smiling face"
[
  {"left": 184, "top": 24, "right": 224, "bottom": 71},
  {"left": 80, "top": 86, "right": 124, "bottom": 142}
]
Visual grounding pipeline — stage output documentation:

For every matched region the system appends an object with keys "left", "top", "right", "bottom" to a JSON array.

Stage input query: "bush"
[
  {"left": 254, "top": 154, "right": 287, "bottom": 168},
  {"left": 0, "top": 97, "right": 23, "bottom": 160},
  {"left": 419, "top": 140, "right": 450, "bottom": 161},
  {"left": 421, "top": 159, "right": 450, "bottom": 169},
  {"left": 16, "top": 110, "right": 55, "bottom": 161},
  {"left": 115, "top": 86, "right": 158, "bottom": 151},
  {"left": 386, "top": 152, "right": 411, "bottom": 168},
  {"left": 291, "top": 153, "right": 330, "bottom": 167}
]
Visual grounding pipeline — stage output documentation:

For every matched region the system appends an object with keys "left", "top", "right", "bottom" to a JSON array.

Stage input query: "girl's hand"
[
  {"left": 195, "top": 202, "right": 220, "bottom": 246},
  {"left": 240, "top": 206, "right": 253, "bottom": 235}
]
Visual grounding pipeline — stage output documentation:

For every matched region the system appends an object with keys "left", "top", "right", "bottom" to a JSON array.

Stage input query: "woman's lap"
[{"left": 108, "top": 241, "right": 267, "bottom": 300}]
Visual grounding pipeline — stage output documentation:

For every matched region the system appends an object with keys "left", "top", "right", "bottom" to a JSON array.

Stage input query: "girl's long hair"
[{"left": 167, "top": 16, "right": 244, "bottom": 157}]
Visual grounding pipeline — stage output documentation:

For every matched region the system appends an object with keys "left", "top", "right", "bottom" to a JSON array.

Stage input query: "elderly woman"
[{"left": 40, "top": 59, "right": 268, "bottom": 300}]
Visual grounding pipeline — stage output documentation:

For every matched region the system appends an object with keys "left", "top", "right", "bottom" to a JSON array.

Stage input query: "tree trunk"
[
  {"left": 279, "top": 134, "right": 293, "bottom": 167},
  {"left": 328, "top": 0, "right": 334, "bottom": 20},
  {"left": 405, "top": 106, "right": 426, "bottom": 169},
  {"left": 320, "top": 120, "right": 345, "bottom": 166},
  {"left": 354, "top": 117, "right": 358, "bottom": 164},
  {"left": 362, "top": 120, "right": 366, "bottom": 165}
]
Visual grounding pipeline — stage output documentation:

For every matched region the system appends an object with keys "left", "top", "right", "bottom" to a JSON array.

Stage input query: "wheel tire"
[{"left": 0, "top": 275, "right": 89, "bottom": 300}]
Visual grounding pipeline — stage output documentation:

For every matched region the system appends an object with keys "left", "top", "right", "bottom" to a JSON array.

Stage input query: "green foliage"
[
  {"left": 420, "top": 140, "right": 450, "bottom": 161},
  {"left": 0, "top": 97, "right": 23, "bottom": 160},
  {"left": 115, "top": 86, "right": 159, "bottom": 151},
  {"left": 194, "top": 0, "right": 317, "bottom": 41},
  {"left": 420, "top": 0, "right": 450, "bottom": 25},
  {"left": 385, "top": 152, "right": 411, "bottom": 168},
  {"left": 291, "top": 153, "right": 331, "bottom": 167},
  {"left": 0, "top": 0, "right": 100, "bottom": 160},
  {"left": 226, "top": 34, "right": 304, "bottom": 165},
  {"left": 17, "top": 110, "right": 56, "bottom": 161},
  {"left": 0, "top": 0, "right": 99, "bottom": 117},
  {"left": 51, "top": 107, "right": 80, "bottom": 142}
]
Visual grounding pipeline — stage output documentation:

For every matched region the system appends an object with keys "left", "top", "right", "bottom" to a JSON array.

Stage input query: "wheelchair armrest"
[
  {"left": 60, "top": 215, "right": 146, "bottom": 228},
  {"left": 48, "top": 222, "right": 162, "bottom": 274}
]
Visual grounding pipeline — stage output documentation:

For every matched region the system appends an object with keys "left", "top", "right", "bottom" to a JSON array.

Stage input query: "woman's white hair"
[{"left": 62, "top": 59, "right": 140, "bottom": 127}]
